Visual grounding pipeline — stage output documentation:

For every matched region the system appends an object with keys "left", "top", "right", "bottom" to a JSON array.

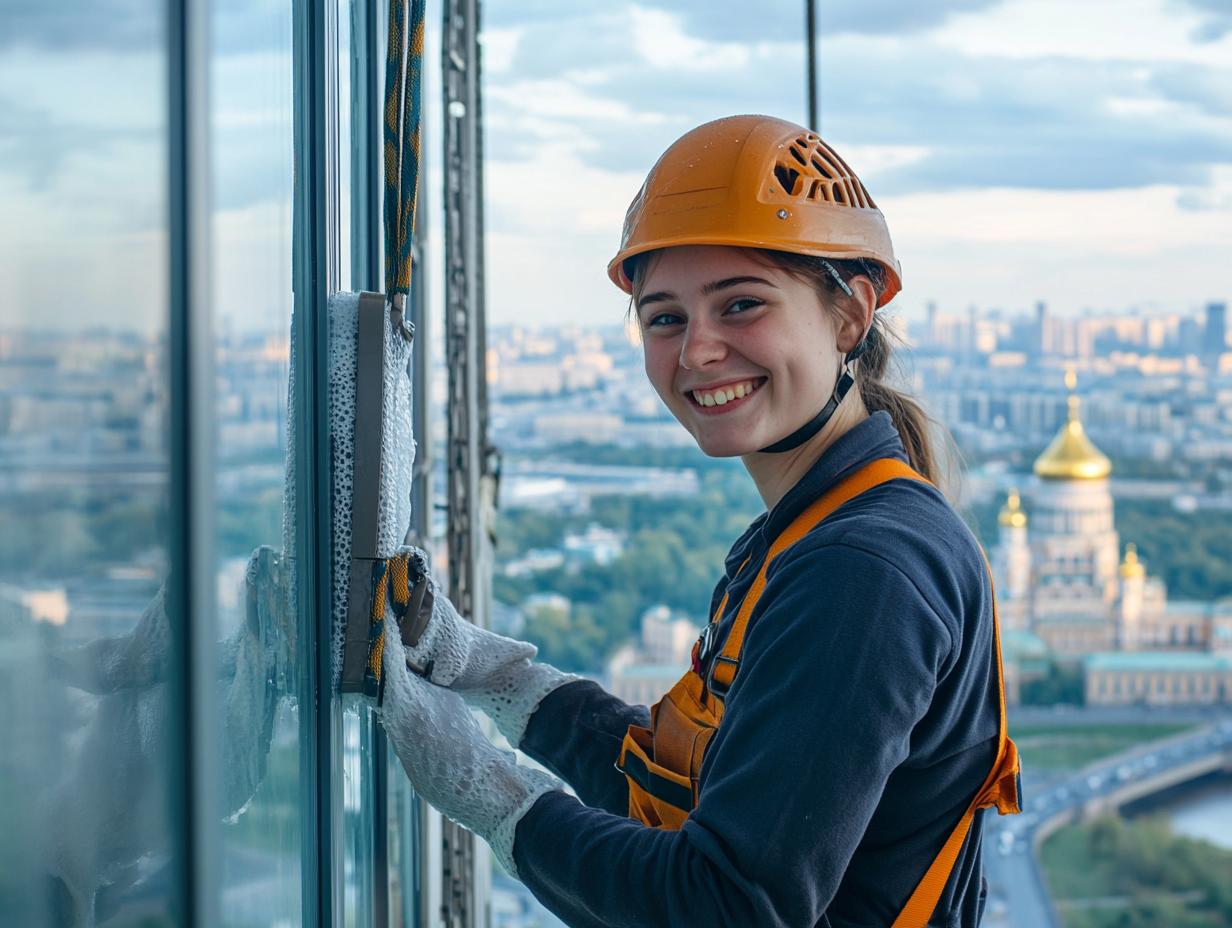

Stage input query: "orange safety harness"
[{"left": 615, "top": 458, "right": 1022, "bottom": 927}]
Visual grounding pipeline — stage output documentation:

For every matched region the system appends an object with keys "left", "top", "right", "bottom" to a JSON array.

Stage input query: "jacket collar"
[{"left": 724, "top": 411, "right": 909, "bottom": 576}]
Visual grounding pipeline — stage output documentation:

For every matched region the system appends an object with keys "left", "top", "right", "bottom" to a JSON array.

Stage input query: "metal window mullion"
[
  {"left": 442, "top": 0, "right": 485, "bottom": 921},
  {"left": 291, "top": 0, "right": 332, "bottom": 923},
  {"left": 167, "top": 0, "right": 219, "bottom": 925},
  {"left": 350, "top": 2, "right": 394, "bottom": 924},
  {"left": 351, "top": 0, "right": 383, "bottom": 293}
]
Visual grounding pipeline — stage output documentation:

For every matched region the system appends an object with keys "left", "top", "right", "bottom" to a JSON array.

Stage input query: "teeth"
[{"left": 692, "top": 379, "right": 759, "bottom": 407}]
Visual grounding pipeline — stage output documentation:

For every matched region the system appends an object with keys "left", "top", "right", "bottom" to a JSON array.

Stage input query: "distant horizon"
[{"left": 3, "top": 295, "right": 1227, "bottom": 340}]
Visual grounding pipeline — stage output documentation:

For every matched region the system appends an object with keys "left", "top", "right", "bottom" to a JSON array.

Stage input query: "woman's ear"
[{"left": 835, "top": 276, "right": 877, "bottom": 354}]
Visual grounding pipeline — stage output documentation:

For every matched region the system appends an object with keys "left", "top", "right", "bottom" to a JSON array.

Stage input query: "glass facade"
[
  {"left": 0, "top": 2, "right": 176, "bottom": 925},
  {"left": 0, "top": 1, "right": 424, "bottom": 925},
  {"left": 210, "top": 1, "right": 304, "bottom": 925}
]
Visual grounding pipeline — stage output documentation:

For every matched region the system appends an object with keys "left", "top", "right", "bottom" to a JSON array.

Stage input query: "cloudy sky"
[{"left": 1, "top": 0, "right": 1230, "bottom": 333}]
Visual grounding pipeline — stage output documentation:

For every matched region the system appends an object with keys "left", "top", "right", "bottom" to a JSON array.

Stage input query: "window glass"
[
  {"left": 0, "top": 4, "right": 177, "bottom": 926},
  {"left": 209, "top": 2, "right": 305, "bottom": 926}
]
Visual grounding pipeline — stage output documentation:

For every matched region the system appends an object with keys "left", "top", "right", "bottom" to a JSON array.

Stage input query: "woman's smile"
[{"left": 684, "top": 376, "right": 767, "bottom": 413}]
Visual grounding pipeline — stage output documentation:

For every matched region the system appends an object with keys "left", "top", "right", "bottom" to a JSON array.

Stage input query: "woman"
[{"left": 379, "top": 114, "right": 1020, "bottom": 928}]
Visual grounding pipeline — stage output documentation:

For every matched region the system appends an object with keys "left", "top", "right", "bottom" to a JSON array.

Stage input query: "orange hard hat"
[{"left": 607, "top": 114, "right": 902, "bottom": 307}]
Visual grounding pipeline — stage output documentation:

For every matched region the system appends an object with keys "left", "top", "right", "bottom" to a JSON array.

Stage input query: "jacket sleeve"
[
  {"left": 512, "top": 542, "right": 954, "bottom": 928},
  {"left": 519, "top": 679, "right": 649, "bottom": 815}
]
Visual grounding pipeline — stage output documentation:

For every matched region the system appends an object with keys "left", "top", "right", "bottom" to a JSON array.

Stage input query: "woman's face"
[{"left": 636, "top": 245, "right": 846, "bottom": 458}]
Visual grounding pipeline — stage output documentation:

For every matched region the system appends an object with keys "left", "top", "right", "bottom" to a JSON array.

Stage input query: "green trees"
[
  {"left": 1044, "top": 813, "right": 1232, "bottom": 927},
  {"left": 494, "top": 453, "right": 763, "bottom": 673}
]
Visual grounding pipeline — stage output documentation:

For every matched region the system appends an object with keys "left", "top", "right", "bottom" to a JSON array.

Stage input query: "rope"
[{"left": 383, "top": 0, "right": 426, "bottom": 303}]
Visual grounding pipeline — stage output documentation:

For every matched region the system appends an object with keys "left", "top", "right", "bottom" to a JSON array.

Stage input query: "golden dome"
[
  {"left": 998, "top": 488, "right": 1028, "bottom": 528},
  {"left": 1033, "top": 371, "right": 1112, "bottom": 481},
  {"left": 1120, "top": 543, "right": 1145, "bottom": 579}
]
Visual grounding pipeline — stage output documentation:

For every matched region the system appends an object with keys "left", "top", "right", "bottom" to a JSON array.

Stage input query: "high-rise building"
[{"left": 1204, "top": 301, "right": 1228, "bottom": 356}]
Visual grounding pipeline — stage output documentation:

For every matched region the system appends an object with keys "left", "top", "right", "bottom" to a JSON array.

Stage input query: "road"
[{"left": 981, "top": 709, "right": 1232, "bottom": 927}]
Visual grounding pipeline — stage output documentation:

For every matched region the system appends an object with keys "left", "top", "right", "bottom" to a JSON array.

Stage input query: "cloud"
[
  {"left": 1, "top": 0, "right": 158, "bottom": 51},
  {"left": 1178, "top": 0, "right": 1232, "bottom": 41},
  {"left": 1148, "top": 62, "right": 1232, "bottom": 116},
  {"left": 2, "top": 0, "right": 290, "bottom": 55},
  {"left": 0, "top": 101, "right": 101, "bottom": 193},
  {"left": 475, "top": 0, "right": 1232, "bottom": 330},
  {"left": 484, "top": 23, "right": 1232, "bottom": 197},
  {"left": 668, "top": 0, "right": 1004, "bottom": 41},
  {"left": 486, "top": 0, "right": 1003, "bottom": 39},
  {"left": 932, "top": 0, "right": 1232, "bottom": 64},
  {"left": 211, "top": 51, "right": 295, "bottom": 212}
]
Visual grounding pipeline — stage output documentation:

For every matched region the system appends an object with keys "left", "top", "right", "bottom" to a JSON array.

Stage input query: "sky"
[{"left": 1, "top": 0, "right": 1230, "bottom": 333}]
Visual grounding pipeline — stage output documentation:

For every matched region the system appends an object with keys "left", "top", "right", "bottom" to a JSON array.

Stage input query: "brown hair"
[{"left": 627, "top": 249, "right": 961, "bottom": 492}]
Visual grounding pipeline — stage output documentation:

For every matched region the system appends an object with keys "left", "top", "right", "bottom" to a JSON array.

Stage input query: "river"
[{"left": 1164, "top": 780, "right": 1232, "bottom": 850}]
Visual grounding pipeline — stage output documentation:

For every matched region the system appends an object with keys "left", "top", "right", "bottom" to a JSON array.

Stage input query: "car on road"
[{"left": 998, "top": 829, "right": 1015, "bottom": 856}]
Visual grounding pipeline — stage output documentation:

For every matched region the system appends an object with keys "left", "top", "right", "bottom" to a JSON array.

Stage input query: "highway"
[{"left": 982, "top": 711, "right": 1232, "bottom": 927}]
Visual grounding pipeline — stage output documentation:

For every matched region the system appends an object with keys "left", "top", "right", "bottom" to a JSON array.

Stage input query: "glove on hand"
[
  {"left": 401, "top": 546, "right": 582, "bottom": 748},
  {"left": 401, "top": 545, "right": 537, "bottom": 689},
  {"left": 381, "top": 624, "right": 562, "bottom": 877}
]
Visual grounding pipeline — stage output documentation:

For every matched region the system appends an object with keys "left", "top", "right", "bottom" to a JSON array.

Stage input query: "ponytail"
[{"left": 853, "top": 317, "right": 947, "bottom": 486}]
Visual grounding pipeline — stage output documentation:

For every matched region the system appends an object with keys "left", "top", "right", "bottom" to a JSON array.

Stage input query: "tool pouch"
[{"left": 616, "top": 670, "right": 716, "bottom": 830}]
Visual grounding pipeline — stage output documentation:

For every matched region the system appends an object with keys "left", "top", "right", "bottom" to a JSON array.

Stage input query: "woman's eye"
[
  {"left": 646, "top": 312, "right": 683, "bottom": 328},
  {"left": 727, "top": 298, "right": 763, "bottom": 315}
]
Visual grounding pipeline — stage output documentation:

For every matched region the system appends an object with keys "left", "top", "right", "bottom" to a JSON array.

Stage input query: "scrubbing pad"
[{"left": 327, "top": 291, "right": 415, "bottom": 693}]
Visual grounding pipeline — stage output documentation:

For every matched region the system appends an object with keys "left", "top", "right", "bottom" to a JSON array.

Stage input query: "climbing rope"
[{"left": 384, "top": 0, "right": 426, "bottom": 311}]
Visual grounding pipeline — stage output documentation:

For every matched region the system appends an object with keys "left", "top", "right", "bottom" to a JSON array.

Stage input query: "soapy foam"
[{"left": 281, "top": 314, "right": 299, "bottom": 560}]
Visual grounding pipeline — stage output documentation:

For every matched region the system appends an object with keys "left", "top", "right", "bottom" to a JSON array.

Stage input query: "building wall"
[{"left": 1086, "top": 668, "right": 1232, "bottom": 706}]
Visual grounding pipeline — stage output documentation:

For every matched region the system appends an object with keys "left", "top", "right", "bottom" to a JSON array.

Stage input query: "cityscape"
[{"left": 2, "top": 296, "right": 1231, "bottom": 927}]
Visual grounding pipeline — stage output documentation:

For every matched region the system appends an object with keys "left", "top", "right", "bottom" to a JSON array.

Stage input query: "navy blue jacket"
[{"left": 515, "top": 411, "right": 1000, "bottom": 927}]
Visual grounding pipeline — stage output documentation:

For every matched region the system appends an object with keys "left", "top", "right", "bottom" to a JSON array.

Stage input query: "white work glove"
[
  {"left": 381, "top": 624, "right": 562, "bottom": 876},
  {"left": 402, "top": 546, "right": 582, "bottom": 747}
]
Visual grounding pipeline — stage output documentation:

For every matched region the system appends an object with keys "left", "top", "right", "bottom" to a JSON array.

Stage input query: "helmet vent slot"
[
  {"left": 772, "top": 136, "right": 877, "bottom": 209},
  {"left": 774, "top": 164, "right": 803, "bottom": 196},
  {"left": 810, "top": 157, "right": 834, "bottom": 179}
]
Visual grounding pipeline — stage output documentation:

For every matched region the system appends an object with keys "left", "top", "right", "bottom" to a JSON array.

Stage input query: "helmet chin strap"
[
  {"left": 756, "top": 258, "right": 872, "bottom": 455},
  {"left": 756, "top": 338, "right": 866, "bottom": 454}
]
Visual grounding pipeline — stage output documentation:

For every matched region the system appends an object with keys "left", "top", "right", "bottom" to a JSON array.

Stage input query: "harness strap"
[
  {"left": 709, "top": 458, "right": 928, "bottom": 697},
  {"left": 702, "top": 457, "right": 1020, "bottom": 926},
  {"left": 892, "top": 553, "right": 1020, "bottom": 928}
]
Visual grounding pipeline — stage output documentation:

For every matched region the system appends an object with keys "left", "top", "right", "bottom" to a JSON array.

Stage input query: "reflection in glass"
[
  {"left": 210, "top": 1, "right": 304, "bottom": 926},
  {"left": 0, "top": 5, "right": 176, "bottom": 926}
]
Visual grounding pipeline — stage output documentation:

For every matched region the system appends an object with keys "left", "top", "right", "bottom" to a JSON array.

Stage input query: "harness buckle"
[
  {"left": 697, "top": 624, "right": 719, "bottom": 665},
  {"left": 706, "top": 656, "right": 739, "bottom": 698}
]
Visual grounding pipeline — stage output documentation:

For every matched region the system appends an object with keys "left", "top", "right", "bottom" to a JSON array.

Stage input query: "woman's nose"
[{"left": 679, "top": 318, "right": 728, "bottom": 370}]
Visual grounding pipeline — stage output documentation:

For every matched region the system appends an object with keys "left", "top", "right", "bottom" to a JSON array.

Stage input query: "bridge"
[{"left": 981, "top": 711, "right": 1232, "bottom": 927}]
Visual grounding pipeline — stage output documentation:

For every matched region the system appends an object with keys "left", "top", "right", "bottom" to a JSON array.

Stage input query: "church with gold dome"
[{"left": 990, "top": 372, "right": 1232, "bottom": 705}]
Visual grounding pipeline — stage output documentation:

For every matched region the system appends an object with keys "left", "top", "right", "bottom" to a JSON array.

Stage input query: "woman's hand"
[
  {"left": 400, "top": 545, "right": 538, "bottom": 688},
  {"left": 399, "top": 546, "right": 582, "bottom": 748},
  {"left": 380, "top": 623, "right": 562, "bottom": 876}
]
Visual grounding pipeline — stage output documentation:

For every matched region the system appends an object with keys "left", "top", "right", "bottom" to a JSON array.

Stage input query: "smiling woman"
[
  {"left": 627, "top": 244, "right": 942, "bottom": 509},
  {"left": 378, "top": 113, "right": 1022, "bottom": 928}
]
